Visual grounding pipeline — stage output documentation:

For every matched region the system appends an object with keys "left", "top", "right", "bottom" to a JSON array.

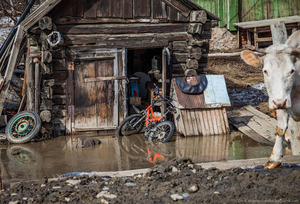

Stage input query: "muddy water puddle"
[{"left": 0, "top": 132, "right": 280, "bottom": 181}]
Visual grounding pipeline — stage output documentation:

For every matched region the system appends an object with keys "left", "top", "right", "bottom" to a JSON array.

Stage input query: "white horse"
[{"left": 241, "top": 30, "right": 300, "bottom": 169}]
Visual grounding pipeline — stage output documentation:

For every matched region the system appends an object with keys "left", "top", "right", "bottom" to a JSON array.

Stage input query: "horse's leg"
[{"left": 265, "top": 109, "right": 289, "bottom": 169}]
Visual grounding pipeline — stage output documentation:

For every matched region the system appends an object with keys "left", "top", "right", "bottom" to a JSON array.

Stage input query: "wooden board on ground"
[
  {"left": 228, "top": 105, "right": 276, "bottom": 145},
  {"left": 198, "top": 155, "right": 300, "bottom": 170}
]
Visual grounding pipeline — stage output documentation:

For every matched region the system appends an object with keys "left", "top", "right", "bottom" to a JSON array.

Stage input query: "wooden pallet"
[{"left": 228, "top": 105, "right": 276, "bottom": 145}]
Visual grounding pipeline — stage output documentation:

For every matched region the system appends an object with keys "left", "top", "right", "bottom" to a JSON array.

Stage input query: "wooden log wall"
[{"left": 172, "top": 10, "right": 211, "bottom": 76}]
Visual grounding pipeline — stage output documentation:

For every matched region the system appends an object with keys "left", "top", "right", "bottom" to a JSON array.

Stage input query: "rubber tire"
[
  {"left": 5, "top": 111, "right": 41, "bottom": 144},
  {"left": 151, "top": 120, "right": 175, "bottom": 143},
  {"left": 117, "top": 114, "right": 144, "bottom": 136}
]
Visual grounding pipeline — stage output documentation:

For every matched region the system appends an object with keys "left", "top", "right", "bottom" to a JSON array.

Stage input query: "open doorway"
[{"left": 126, "top": 48, "right": 164, "bottom": 113}]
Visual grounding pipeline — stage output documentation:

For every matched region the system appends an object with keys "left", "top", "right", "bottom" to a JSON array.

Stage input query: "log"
[
  {"left": 188, "top": 23, "right": 203, "bottom": 34},
  {"left": 187, "top": 34, "right": 204, "bottom": 46},
  {"left": 40, "top": 110, "right": 52, "bottom": 122},
  {"left": 190, "top": 10, "right": 207, "bottom": 24},
  {"left": 39, "top": 16, "right": 52, "bottom": 30},
  {"left": 57, "top": 23, "right": 188, "bottom": 35},
  {"left": 26, "top": 57, "right": 34, "bottom": 111},
  {"left": 34, "top": 58, "right": 40, "bottom": 114},
  {"left": 188, "top": 46, "right": 202, "bottom": 60},
  {"left": 184, "top": 69, "right": 197, "bottom": 76},
  {"left": 172, "top": 53, "right": 188, "bottom": 63},
  {"left": 186, "top": 59, "right": 199, "bottom": 69},
  {"left": 172, "top": 41, "right": 188, "bottom": 52}
]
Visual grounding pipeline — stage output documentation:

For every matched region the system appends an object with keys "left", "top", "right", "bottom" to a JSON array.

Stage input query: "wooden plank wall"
[
  {"left": 51, "top": 0, "right": 188, "bottom": 22},
  {"left": 193, "top": 0, "right": 300, "bottom": 31},
  {"left": 175, "top": 108, "right": 230, "bottom": 136}
]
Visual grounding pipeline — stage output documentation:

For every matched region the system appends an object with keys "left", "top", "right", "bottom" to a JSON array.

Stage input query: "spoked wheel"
[
  {"left": 5, "top": 111, "right": 41, "bottom": 144},
  {"left": 151, "top": 121, "right": 174, "bottom": 143},
  {"left": 117, "top": 114, "right": 144, "bottom": 136}
]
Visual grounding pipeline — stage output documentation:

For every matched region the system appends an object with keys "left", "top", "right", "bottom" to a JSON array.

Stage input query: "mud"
[{"left": 1, "top": 158, "right": 300, "bottom": 203}]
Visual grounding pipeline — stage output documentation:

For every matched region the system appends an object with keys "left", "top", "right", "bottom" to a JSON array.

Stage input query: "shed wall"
[{"left": 193, "top": 0, "right": 300, "bottom": 31}]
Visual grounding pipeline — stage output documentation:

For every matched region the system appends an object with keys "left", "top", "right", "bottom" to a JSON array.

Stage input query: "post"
[
  {"left": 34, "top": 58, "right": 40, "bottom": 114},
  {"left": 26, "top": 56, "right": 34, "bottom": 111},
  {"left": 270, "top": 21, "right": 288, "bottom": 45},
  {"left": 162, "top": 47, "right": 167, "bottom": 115}
]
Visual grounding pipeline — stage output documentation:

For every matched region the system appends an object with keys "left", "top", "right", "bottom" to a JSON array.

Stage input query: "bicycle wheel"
[
  {"left": 151, "top": 120, "right": 174, "bottom": 143},
  {"left": 5, "top": 111, "right": 41, "bottom": 144},
  {"left": 117, "top": 114, "right": 144, "bottom": 136}
]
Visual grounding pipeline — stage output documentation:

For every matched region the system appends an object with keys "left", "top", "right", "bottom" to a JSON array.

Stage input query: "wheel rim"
[
  {"left": 121, "top": 117, "right": 142, "bottom": 136},
  {"left": 155, "top": 124, "right": 171, "bottom": 141},
  {"left": 9, "top": 114, "right": 36, "bottom": 138}
]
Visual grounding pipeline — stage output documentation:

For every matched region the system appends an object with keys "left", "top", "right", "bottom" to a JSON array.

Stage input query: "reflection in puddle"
[{"left": 0, "top": 132, "right": 274, "bottom": 180}]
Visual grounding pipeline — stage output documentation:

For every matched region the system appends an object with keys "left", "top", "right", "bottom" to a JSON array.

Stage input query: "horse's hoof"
[{"left": 264, "top": 161, "right": 281, "bottom": 169}]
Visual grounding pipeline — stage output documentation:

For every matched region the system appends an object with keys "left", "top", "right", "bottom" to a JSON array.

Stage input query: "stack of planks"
[{"left": 228, "top": 105, "right": 276, "bottom": 145}]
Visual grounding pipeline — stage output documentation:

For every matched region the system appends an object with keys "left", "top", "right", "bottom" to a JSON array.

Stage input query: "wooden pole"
[
  {"left": 34, "top": 58, "right": 40, "bottom": 114},
  {"left": 26, "top": 56, "right": 34, "bottom": 111},
  {"left": 161, "top": 47, "right": 167, "bottom": 115}
]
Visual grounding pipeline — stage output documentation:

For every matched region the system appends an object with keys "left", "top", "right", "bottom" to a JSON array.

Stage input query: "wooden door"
[{"left": 74, "top": 49, "right": 126, "bottom": 131}]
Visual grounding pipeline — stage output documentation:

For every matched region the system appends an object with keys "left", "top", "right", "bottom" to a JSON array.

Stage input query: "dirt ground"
[
  {"left": 1, "top": 158, "right": 299, "bottom": 203},
  {"left": 207, "top": 56, "right": 270, "bottom": 114},
  {"left": 1, "top": 56, "right": 299, "bottom": 203}
]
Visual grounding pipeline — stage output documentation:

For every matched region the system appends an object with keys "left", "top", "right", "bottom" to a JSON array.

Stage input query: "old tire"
[
  {"left": 5, "top": 111, "right": 41, "bottom": 144},
  {"left": 151, "top": 121, "right": 174, "bottom": 143},
  {"left": 117, "top": 114, "right": 144, "bottom": 136}
]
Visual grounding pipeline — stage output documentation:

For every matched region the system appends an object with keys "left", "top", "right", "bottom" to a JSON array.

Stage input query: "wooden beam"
[
  {"left": 0, "top": 25, "right": 25, "bottom": 114},
  {"left": 84, "top": 76, "right": 127, "bottom": 83},
  {"left": 270, "top": 21, "right": 288, "bottom": 45},
  {"left": 34, "top": 58, "right": 40, "bottom": 114},
  {"left": 57, "top": 23, "right": 188, "bottom": 35}
]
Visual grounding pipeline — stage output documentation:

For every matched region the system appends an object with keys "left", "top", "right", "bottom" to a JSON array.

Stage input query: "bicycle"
[{"left": 117, "top": 84, "right": 176, "bottom": 143}]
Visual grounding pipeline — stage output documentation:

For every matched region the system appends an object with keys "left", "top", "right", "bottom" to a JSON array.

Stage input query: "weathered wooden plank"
[
  {"left": 210, "top": 109, "right": 219, "bottom": 135},
  {"left": 232, "top": 122, "right": 274, "bottom": 145},
  {"left": 244, "top": 105, "right": 277, "bottom": 128},
  {"left": 64, "top": 32, "right": 187, "bottom": 48},
  {"left": 0, "top": 25, "right": 25, "bottom": 114},
  {"left": 84, "top": 76, "right": 127, "bottom": 83},
  {"left": 59, "top": 23, "right": 188, "bottom": 36},
  {"left": 228, "top": 107, "right": 276, "bottom": 143},
  {"left": 134, "top": 0, "right": 150, "bottom": 17},
  {"left": 123, "top": 0, "right": 133, "bottom": 18},
  {"left": 111, "top": 0, "right": 123, "bottom": 18},
  {"left": 153, "top": 0, "right": 167, "bottom": 19},
  {"left": 270, "top": 21, "right": 288, "bottom": 45},
  {"left": 197, "top": 109, "right": 206, "bottom": 136},
  {"left": 55, "top": 17, "right": 168, "bottom": 25},
  {"left": 288, "top": 118, "right": 300, "bottom": 155},
  {"left": 97, "top": 0, "right": 110, "bottom": 17},
  {"left": 163, "top": 0, "right": 191, "bottom": 17},
  {"left": 84, "top": 0, "right": 99, "bottom": 18},
  {"left": 21, "top": 0, "right": 62, "bottom": 30}
]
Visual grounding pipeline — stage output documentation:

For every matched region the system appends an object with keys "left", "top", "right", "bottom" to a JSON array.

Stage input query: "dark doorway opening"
[{"left": 126, "top": 48, "right": 163, "bottom": 113}]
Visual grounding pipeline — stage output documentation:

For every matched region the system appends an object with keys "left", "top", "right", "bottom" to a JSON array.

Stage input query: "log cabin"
[{"left": 0, "top": 0, "right": 220, "bottom": 137}]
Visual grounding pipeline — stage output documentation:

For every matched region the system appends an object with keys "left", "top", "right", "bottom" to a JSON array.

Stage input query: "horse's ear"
[{"left": 241, "top": 50, "right": 263, "bottom": 67}]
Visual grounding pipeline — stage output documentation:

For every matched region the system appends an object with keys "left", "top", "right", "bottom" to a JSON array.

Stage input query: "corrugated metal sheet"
[{"left": 193, "top": 0, "right": 300, "bottom": 31}]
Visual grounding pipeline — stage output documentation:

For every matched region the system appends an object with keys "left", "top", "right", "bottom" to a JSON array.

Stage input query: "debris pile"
[{"left": 209, "top": 27, "right": 238, "bottom": 51}]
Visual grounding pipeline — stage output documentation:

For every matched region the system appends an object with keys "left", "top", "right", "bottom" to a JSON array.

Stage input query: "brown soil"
[
  {"left": 1, "top": 158, "right": 299, "bottom": 203},
  {"left": 206, "top": 56, "right": 270, "bottom": 114}
]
